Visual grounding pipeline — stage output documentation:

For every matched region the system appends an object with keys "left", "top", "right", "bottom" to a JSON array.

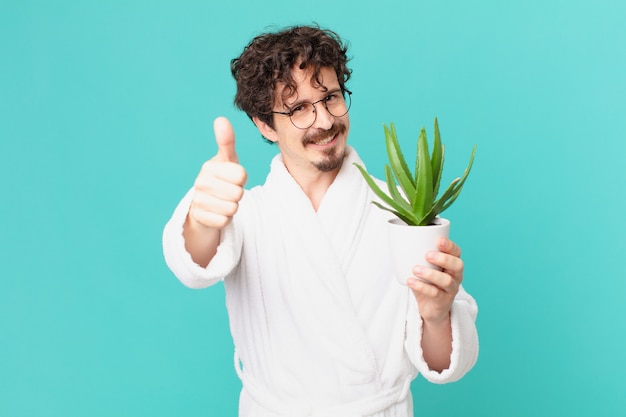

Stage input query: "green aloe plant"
[{"left": 354, "top": 118, "right": 476, "bottom": 226}]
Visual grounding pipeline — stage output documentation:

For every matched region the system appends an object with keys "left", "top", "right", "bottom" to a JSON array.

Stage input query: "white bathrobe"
[{"left": 162, "top": 147, "right": 478, "bottom": 417}]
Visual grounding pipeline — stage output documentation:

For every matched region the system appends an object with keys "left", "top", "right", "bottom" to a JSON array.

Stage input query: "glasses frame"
[{"left": 271, "top": 89, "right": 352, "bottom": 130}]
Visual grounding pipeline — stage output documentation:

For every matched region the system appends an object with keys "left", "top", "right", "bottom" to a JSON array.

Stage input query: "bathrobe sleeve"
[
  {"left": 405, "top": 285, "right": 479, "bottom": 383},
  {"left": 162, "top": 188, "right": 243, "bottom": 289}
]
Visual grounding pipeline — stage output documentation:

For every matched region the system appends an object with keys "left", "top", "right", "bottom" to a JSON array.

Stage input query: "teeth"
[{"left": 314, "top": 135, "right": 334, "bottom": 145}]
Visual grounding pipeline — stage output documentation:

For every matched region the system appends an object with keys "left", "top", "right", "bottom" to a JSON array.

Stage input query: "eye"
[
  {"left": 324, "top": 93, "right": 339, "bottom": 103},
  {"left": 291, "top": 104, "right": 306, "bottom": 114}
]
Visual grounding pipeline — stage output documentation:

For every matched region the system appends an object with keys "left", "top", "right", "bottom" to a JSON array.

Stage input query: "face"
[{"left": 255, "top": 66, "right": 350, "bottom": 180}]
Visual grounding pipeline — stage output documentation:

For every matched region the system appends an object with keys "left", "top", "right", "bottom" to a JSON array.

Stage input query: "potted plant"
[{"left": 354, "top": 117, "right": 476, "bottom": 285}]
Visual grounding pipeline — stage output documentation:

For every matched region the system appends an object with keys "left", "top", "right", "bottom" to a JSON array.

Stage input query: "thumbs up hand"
[
  {"left": 188, "top": 117, "right": 248, "bottom": 230},
  {"left": 213, "top": 116, "right": 241, "bottom": 164}
]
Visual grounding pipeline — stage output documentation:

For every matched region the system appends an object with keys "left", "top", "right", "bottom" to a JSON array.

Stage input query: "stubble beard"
[
  {"left": 314, "top": 148, "right": 345, "bottom": 172},
  {"left": 304, "top": 122, "right": 348, "bottom": 173}
]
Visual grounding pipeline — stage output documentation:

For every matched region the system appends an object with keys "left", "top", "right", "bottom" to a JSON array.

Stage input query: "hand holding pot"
[
  {"left": 408, "top": 237, "right": 464, "bottom": 324},
  {"left": 408, "top": 237, "right": 464, "bottom": 371}
]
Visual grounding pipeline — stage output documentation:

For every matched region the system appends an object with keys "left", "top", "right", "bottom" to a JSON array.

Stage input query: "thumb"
[{"left": 213, "top": 116, "right": 238, "bottom": 163}]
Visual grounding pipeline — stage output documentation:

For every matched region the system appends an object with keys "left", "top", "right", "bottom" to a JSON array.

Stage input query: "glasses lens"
[
  {"left": 326, "top": 92, "right": 351, "bottom": 118},
  {"left": 289, "top": 91, "right": 352, "bottom": 129},
  {"left": 290, "top": 103, "right": 316, "bottom": 129}
]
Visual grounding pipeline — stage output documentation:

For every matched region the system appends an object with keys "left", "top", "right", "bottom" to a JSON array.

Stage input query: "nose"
[{"left": 310, "top": 102, "right": 334, "bottom": 130}]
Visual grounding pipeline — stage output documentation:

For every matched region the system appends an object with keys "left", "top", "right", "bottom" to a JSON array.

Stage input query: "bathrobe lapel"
[{"left": 261, "top": 147, "right": 378, "bottom": 386}]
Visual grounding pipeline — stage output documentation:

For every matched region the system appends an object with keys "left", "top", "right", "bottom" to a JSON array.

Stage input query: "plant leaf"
[
  {"left": 431, "top": 118, "right": 444, "bottom": 199},
  {"left": 385, "top": 123, "right": 416, "bottom": 203},
  {"left": 440, "top": 144, "right": 477, "bottom": 212},
  {"left": 421, "top": 178, "right": 461, "bottom": 225},
  {"left": 412, "top": 127, "right": 433, "bottom": 219},
  {"left": 426, "top": 143, "right": 476, "bottom": 219},
  {"left": 372, "top": 202, "right": 419, "bottom": 225},
  {"left": 353, "top": 162, "right": 417, "bottom": 223},
  {"left": 384, "top": 165, "right": 413, "bottom": 213}
]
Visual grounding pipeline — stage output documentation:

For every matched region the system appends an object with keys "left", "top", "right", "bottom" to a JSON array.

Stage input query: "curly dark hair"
[{"left": 230, "top": 25, "right": 352, "bottom": 129}]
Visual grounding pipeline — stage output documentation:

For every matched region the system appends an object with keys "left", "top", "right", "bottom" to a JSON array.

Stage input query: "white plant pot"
[{"left": 387, "top": 217, "right": 450, "bottom": 285}]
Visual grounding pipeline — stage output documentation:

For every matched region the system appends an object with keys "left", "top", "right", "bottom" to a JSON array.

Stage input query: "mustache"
[{"left": 302, "top": 123, "right": 347, "bottom": 145}]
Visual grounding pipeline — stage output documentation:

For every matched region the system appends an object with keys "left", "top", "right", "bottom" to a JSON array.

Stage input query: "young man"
[{"left": 163, "top": 25, "right": 478, "bottom": 416}]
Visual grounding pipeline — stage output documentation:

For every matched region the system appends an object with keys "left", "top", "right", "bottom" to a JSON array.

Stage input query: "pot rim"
[{"left": 387, "top": 216, "right": 450, "bottom": 227}]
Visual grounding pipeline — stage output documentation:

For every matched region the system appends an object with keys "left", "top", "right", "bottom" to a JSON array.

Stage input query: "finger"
[
  {"left": 407, "top": 278, "right": 440, "bottom": 298},
  {"left": 197, "top": 162, "right": 247, "bottom": 192},
  {"left": 213, "top": 116, "right": 238, "bottom": 163},
  {"left": 437, "top": 237, "right": 461, "bottom": 257},
  {"left": 192, "top": 193, "right": 240, "bottom": 217},
  {"left": 412, "top": 265, "right": 459, "bottom": 293},
  {"left": 189, "top": 193, "right": 240, "bottom": 229},
  {"left": 197, "top": 179, "right": 245, "bottom": 202},
  {"left": 189, "top": 208, "right": 233, "bottom": 230},
  {"left": 425, "top": 251, "right": 464, "bottom": 278}
]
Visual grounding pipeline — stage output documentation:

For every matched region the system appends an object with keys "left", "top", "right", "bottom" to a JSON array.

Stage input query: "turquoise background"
[{"left": 2, "top": 0, "right": 625, "bottom": 416}]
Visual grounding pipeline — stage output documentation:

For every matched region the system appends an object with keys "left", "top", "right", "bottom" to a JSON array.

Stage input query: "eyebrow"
[{"left": 284, "top": 88, "right": 343, "bottom": 110}]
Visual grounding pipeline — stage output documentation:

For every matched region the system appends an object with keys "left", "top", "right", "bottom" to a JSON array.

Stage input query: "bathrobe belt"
[{"left": 234, "top": 350, "right": 412, "bottom": 417}]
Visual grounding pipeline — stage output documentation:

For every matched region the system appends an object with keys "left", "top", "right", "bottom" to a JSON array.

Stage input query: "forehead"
[{"left": 277, "top": 66, "right": 340, "bottom": 106}]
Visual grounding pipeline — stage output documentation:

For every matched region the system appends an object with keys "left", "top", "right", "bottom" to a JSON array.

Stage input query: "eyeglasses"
[{"left": 272, "top": 89, "right": 352, "bottom": 129}]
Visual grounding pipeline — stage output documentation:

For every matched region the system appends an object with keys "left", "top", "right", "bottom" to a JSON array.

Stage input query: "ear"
[{"left": 253, "top": 117, "right": 278, "bottom": 143}]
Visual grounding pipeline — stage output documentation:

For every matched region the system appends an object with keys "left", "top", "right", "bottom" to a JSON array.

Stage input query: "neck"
[{"left": 288, "top": 166, "right": 340, "bottom": 211}]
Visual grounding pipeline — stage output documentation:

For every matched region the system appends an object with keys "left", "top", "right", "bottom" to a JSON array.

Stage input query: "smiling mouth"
[
  {"left": 303, "top": 123, "right": 346, "bottom": 147},
  {"left": 310, "top": 133, "right": 337, "bottom": 146}
]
